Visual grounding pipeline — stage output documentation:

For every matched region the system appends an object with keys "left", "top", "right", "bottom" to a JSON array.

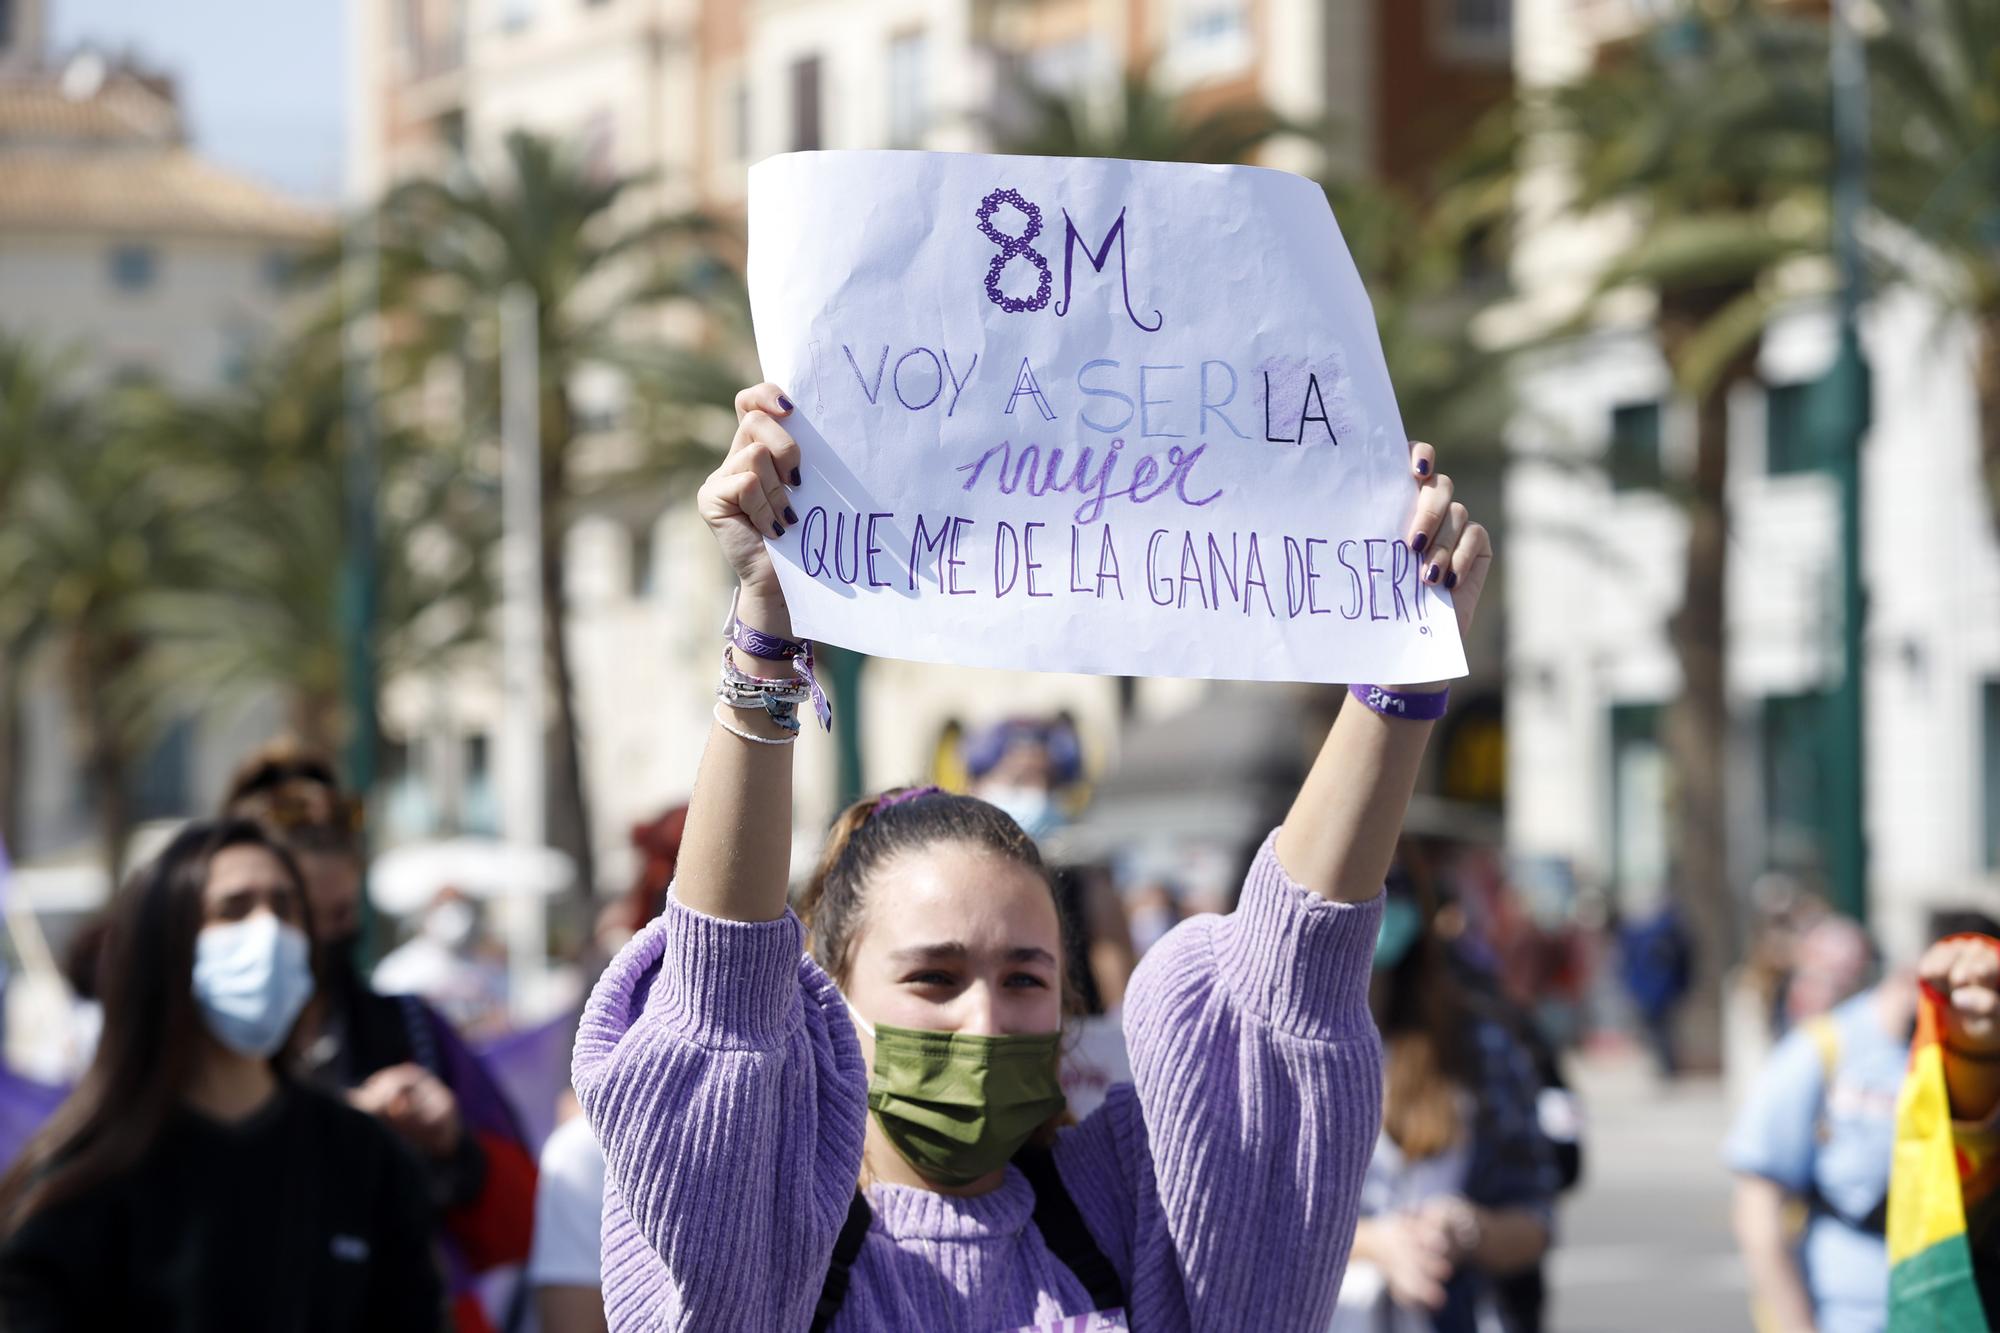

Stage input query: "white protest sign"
[{"left": 746, "top": 151, "right": 1465, "bottom": 684}]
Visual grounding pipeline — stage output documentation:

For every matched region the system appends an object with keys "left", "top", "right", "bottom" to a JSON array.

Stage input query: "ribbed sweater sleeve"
[
  {"left": 1056, "top": 828, "right": 1385, "bottom": 1331},
  {"left": 570, "top": 892, "right": 868, "bottom": 1332}
]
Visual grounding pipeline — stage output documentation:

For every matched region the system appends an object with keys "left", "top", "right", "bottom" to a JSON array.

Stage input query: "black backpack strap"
[
  {"left": 1017, "top": 1145, "right": 1127, "bottom": 1312},
  {"left": 809, "top": 1191, "right": 875, "bottom": 1333}
]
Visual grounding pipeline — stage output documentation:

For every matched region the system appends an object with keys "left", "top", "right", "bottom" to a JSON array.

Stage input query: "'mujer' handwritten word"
[{"left": 954, "top": 437, "right": 1223, "bottom": 525}]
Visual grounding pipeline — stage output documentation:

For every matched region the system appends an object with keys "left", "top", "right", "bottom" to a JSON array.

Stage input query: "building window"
[
  {"left": 1608, "top": 400, "right": 1663, "bottom": 491},
  {"left": 1763, "top": 692, "right": 1831, "bottom": 875},
  {"left": 730, "top": 79, "right": 751, "bottom": 162},
  {"left": 0, "top": 0, "right": 14, "bottom": 47},
  {"left": 109, "top": 244, "right": 157, "bottom": 292},
  {"left": 1609, "top": 703, "right": 1667, "bottom": 905},
  {"left": 1435, "top": 0, "right": 1512, "bottom": 64},
  {"left": 1985, "top": 679, "right": 2000, "bottom": 871},
  {"left": 791, "top": 55, "right": 823, "bottom": 152},
  {"left": 580, "top": 109, "right": 615, "bottom": 183},
  {"left": 1767, "top": 379, "right": 1822, "bottom": 475},
  {"left": 129, "top": 716, "right": 196, "bottom": 823},
  {"left": 887, "top": 30, "right": 929, "bottom": 148},
  {"left": 631, "top": 523, "right": 656, "bottom": 599},
  {"left": 1166, "top": 0, "right": 1251, "bottom": 84}
]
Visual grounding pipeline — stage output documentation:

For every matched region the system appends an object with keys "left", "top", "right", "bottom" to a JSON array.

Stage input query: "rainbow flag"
[{"left": 1887, "top": 942, "right": 1999, "bottom": 1332}]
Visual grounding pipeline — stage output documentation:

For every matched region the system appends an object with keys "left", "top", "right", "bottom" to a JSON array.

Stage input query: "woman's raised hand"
[
  {"left": 1403, "top": 442, "right": 1493, "bottom": 642},
  {"left": 697, "top": 383, "right": 803, "bottom": 606}
]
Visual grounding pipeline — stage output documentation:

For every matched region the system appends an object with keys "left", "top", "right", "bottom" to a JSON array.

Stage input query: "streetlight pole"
[
  {"left": 1824, "top": 0, "right": 1870, "bottom": 922},
  {"left": 340, "top": 212, "right": 381, "bottom": 955}
]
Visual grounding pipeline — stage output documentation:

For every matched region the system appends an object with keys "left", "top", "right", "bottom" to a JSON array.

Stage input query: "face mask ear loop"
[{"left": 837, "top": 989, "right": 876, "bottom": 1039}]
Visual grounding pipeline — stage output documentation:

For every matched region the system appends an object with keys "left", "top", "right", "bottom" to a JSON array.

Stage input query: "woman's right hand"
[{"left": 698, "top": 383, "right": 804, "bottom": 609}]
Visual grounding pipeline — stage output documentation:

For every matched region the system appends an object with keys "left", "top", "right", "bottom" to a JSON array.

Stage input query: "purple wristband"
[
  {"left": 724, "top": 604, "right": 832, "bottom": 731},
  {"left": 1348, "top": 683, "right": 1449, "bottom": 721}
]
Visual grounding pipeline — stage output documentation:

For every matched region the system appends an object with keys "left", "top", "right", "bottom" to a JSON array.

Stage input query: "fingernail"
[
  {"left": 1427, "top": 564, "right": 1441, "bottom": 583},
  {"left": 1411, "top": 532, "right": 1427, "bottom": 555},
  {"left": 772, "top": 522, "right": 785, "bottom": 538},
  {"left": 777, "top": 394, "right": 794, "bottom": 412},
  {"left": 790, "top": 468, "right": 802, "bottom": 486},
  {"left": 783, "top": 506, "right": 798, "bottom": 525},
  {"left": 1416, "top": 459, "right": 1431, "bottom": 476},
  {"left": 1444, "top": 570, "right": 1458, "bottom": 590}
]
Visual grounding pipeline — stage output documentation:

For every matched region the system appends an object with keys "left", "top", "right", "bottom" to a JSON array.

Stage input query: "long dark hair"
[
  {"left": 0, "top": 819, "right": 316, "bottom": 1237},
  {"left": 1375, "top": 843, "right": 1475, "bottom": 1160}
]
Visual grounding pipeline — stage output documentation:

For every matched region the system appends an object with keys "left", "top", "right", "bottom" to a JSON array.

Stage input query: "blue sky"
[{"left": 50, "top": 0, "right": 344, "bottom": 203}]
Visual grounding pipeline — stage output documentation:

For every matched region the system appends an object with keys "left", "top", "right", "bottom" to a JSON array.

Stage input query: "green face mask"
[{"left": 856, "top": 1017, "right": 1067, "bottom": 1188}]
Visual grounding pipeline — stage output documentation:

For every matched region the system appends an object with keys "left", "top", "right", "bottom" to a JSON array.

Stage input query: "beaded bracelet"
[
  {"left": 723, "top": 590, "right": 831, "bottom": 730},
  {"left": 712, "top": 702, "right": 798, "bottom": 746}
]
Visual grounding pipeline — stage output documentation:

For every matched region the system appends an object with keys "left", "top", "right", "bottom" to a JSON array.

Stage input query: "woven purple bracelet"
[
  {"left": 726, "top": 614, "right": 832, "bottom": 731},
  {"left": 1348, "top": 683, "right": 1449, "bottom": 721}
]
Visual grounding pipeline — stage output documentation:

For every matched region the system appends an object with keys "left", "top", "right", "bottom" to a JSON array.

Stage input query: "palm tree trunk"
[
  {"left": 1661, "top": 347, "right": 1749, "bottom": 1072},
  {"left": 540, "top": 385, "right": 596, "bottom": 897},
  {"left": 70, "top": 634, "right": 133, "bottom": 885},
  {"left": 1977, "top": 308, "right": 2000, "bottom": 536},
  {"left": 0, "top": 654, "right": 18, "bottom": 850},
  {"left": 291, "top": 689, "right": 342, "bottom": 757}
]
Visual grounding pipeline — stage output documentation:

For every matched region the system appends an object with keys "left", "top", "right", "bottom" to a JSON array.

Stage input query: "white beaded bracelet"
[{"left": 712, "top": 701, "right": 798, "bottom": 746}]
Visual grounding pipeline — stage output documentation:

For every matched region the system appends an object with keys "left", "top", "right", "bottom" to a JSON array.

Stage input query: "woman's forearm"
[
  {"left": 1274, "top": 692, "right": 1436, "bottom": 904},
  {"left": 673, "top": 584, "right": 799, "bottom": 923},
  {"left": 1466, "top": 1206, "right": 1548, "bottom": 1275}
]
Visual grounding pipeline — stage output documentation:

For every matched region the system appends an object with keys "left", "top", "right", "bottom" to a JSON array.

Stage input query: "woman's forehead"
[{"left": 860, "top": 844, "right": 1060, "bottom": 948}]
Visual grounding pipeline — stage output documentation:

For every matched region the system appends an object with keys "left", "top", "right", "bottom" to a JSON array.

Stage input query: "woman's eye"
[
  {"left": 1006, "top": 973, "right": 1051, "bottom": 989},
  {"left": 905, "top": 971, "right": 956, "bottom": 987}
]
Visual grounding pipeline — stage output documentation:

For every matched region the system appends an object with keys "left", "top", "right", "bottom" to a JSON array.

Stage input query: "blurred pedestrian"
[
  {"left": 223, "top": 742, "right": 536, "bottom": 1333},
  {"left": 529, "top": 1091, "right": 609, "bottom": 1333},
  {"left": 1335, "top": 863, "right": 1561, "bottom": 1333},
  {"left": 373, "top": 887, "right": 510, "bottom": 1039},
  {"left": 1618, "top": 900, "right": 1693, "bottom": 1077},
  {"left": 1784, "top": 916, "right": 1877, "bottom": 1029},
  {"left": 1728, "top": 909, "right": 2000, "bottom": 1333},
  {"left": 0, "top": 820, "right": 442, "bottom": 1330}
]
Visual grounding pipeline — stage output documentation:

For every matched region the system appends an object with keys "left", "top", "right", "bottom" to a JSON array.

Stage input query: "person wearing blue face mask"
[{"left": 0, "top": 819, "right": 443, "bottom": 1332}]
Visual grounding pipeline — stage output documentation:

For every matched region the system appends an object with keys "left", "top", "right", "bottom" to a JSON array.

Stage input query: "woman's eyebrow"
[{"left": 887, "top": 943, "right": 1057, "bottom": 967}]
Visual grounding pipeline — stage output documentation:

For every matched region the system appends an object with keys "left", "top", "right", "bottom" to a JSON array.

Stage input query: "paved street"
[{"left": 1549, "top": 1057, "right": 1752, "bottom": 1333}]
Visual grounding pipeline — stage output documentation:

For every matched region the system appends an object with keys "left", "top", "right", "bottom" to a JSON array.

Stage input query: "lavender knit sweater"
[{"left": 572, "top": 829, "right": 1384, "bottom": 1331}]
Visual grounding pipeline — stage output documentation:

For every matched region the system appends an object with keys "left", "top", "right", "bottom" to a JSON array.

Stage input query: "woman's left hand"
[{"left": 1403, "top": 442, "right": 1493, "bottom": 643}]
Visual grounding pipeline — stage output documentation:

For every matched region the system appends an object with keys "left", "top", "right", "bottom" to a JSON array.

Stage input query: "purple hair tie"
[
  {"left": 875, "top": 785, "right": 944, "bottom": 814},
  {"left": 724, "top": 596, "right": 831, "bottom": 731}
]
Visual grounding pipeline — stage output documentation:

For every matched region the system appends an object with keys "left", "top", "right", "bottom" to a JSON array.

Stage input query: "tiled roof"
[
  {"left": 0, "top": 72, "right": 181, "bottom": 145},
  {"left": 0, "top": 146, "right": 328, "bottom": 239},
  {"left": 0, "top": 63, "right": 327, "bottom": 240}
]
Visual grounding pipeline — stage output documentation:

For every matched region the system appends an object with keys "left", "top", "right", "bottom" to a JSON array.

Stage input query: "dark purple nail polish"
[
  {"left": 777, "top": 394, "right": 794, "bottom": 412},
  {"left": 783, "top": 506, "right": 798, "bottom": 525},
  {"left": 1416, "top": 458, "right": 1431, "bottom": 476},
  {"left": 772, "top": 522, "right": 785, "bottom": 538},
  {"left": 1444, "top": 570, "right": 1458, "bottom": 590},
  {"left": 789, "top": 468, "right": 802, "bottom": 486},
  {"left": 1428, "top": 564, "right": 1440, "bottom": 583},
  {"left": 1411, "top": 532, "right": 1427, "bottom": 555}
]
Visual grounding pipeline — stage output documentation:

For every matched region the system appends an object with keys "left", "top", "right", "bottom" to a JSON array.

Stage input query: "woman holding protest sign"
[{"left": 571, "top": 382, "right": 1493, "bottom": 1330}]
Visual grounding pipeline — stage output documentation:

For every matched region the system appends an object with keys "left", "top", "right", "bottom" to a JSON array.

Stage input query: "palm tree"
[
  {"left": 133, "top": 325, "right": 494, "bottom": 755},
  {"left": 0, "top": 337, "right": 92, "bottom": 837},
  {"left": 1866, "top": 0, "right": 2000, "bottom": 527},
  {"left": 1539, "top": 2, "right": 1834, "bottom": 1054},
  {"left": 0, "top": 349, "right": 199, "bottom": 878},
  {"left": 372, "top": 129, "right": 748, "bottom": 890}
]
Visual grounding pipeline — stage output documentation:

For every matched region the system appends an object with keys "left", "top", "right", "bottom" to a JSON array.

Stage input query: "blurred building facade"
[
  {"left": 0, "top": 29, "right": 322, "bottom": 882},
  {"left": 1501, "top": 0, "right": 2000, "bottom": 962},
  {"left": 346, "top": 0, "right": 1517, "bottom": 888}
]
